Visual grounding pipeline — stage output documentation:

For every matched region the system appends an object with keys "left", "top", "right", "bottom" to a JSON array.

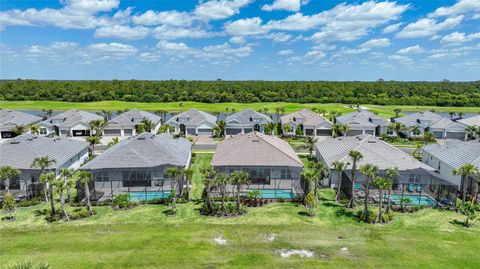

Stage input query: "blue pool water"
[
  {"left": 129, "top": 191, "right": 171, "bottom": 201},
  {"left": 386, "top": 194, "right": 438, "bottom": 206},
  {"left": 245, "top": 189, "right": 295, "bottom": 199}
]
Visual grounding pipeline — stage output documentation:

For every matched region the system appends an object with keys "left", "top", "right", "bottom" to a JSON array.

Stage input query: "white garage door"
[
  {"left": 316, "top": 129, "right": 331, "bottom": 136},
  {"left": 198, "top": 128, "right": 213, "bottom": 136},
  {"left": 104, "top": 129, "right": 121, "bottom": 136},
  {"left": 346, "top": 130, "right": 363, "bottom": 136}
]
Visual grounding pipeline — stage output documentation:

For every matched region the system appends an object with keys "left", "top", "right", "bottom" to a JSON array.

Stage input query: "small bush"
[
  {"left": 113, "top": 193, "right": 132, "bottom": 209},
  {"left": 6, "top": 260, "right": 50, "bottom": 269},
  {"left": 2, "top": 193, "right": 16, "bottom": 221},
  {"left": 357, "top": 209, "right": 377, "bottom": 223},
  {"left": 16, "top": 197, "right": 41, "bottom": 208},
  {"left": 69, "top": 208, "right": 93, "bottom": 220}
]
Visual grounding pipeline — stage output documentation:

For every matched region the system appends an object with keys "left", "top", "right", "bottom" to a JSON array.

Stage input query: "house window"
[
  {"left": 280, "top": 169, "right": 291, "bottom": 179},
  {"left": 40, "top": 128, "right": 47, "bottom": 135},
  {"left": 95, "top": 172, "right": 109, "bottom": 182}
]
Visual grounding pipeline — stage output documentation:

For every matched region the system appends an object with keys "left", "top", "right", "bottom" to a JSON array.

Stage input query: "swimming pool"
[
  {"left": 245, "top": 189, "right": 295, "bottom": 199},
  {"left": 386, "top": 194, "right": 438, "bottom": 206},
  {"left": 129, "top": 191, "right": 171, "bottom": 201}
]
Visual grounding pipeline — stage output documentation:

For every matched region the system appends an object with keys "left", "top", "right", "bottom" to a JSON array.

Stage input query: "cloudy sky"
[{"left": 1, "top": 0, "right": 479, "bottom": 80}]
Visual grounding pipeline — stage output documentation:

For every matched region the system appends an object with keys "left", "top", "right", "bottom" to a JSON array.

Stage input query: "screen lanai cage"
[
  {"left": 77, "top": 167, "right": 185, "bottom": 202},
  {"left": 340, "top": 168, "right": 458, "bottom": 208}
]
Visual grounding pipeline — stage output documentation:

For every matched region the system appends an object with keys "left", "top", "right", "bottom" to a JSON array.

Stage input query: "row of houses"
[
  {"left": 3, "top": 108, "right": 478, "bottom": 141},
  {"left": 1, "top": 128, "right": 478, "bottom": 204}
]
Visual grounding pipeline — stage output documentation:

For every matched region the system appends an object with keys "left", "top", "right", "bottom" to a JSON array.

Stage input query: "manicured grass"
[
  {"left": 2, "top": 100, "right": 480, "bottom": 119},
  {"left": 189, "top": 153, "right": 212, "bottom": 200}
]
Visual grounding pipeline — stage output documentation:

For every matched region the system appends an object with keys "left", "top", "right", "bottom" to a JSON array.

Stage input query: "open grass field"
[
  {"left": 1, "top": 154, "right": 479, "bottom": 268},
  {"left": 2, "top": 100, "right": 480, "bottom": 118}
]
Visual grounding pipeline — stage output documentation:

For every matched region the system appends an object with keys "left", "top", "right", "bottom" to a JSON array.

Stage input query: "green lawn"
[{"left": 2, "top": 100, "right": 480, "bottom": 119}]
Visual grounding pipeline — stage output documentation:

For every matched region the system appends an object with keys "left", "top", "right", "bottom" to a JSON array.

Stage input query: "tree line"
[{"left": 1, "top": 79, "right": 480, "bottom": 106}]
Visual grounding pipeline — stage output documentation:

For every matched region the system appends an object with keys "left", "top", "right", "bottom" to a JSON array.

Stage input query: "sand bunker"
[
  {"left": 214, "top": 236, "right": 227, "bottom": 245},
  {"left": 278, "top": 249, "right": 314, "bottom": 258}
]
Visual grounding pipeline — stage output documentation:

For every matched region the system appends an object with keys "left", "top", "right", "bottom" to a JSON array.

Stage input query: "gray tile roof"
[
  {"left": 0, "top": 109, "right": 42, "bottom": 131},
  {"left": 281, "top": 109, "right": 332, "bottom": 127},
  {"left": 316, "top": 134, "right": 434, "bottom": 171},
  {"left": 211, "top": 131, "right": 303, "bottom": 168},
  {"left": 166, "top": 109, "right": 216, "bottom": 126},
  {"left": 336, "top": 111, "right": 390, "bottom": 128},
  {"left": 0, "top": 134, "right": 88, "bottom": 170},
  {"left": 430, "top": 117, "right": 464, "bottom": 129},
  {"left": 458, "top": 115, "right": 480, "bottom": 127},
  {"left": 106, "top": 109, "right": 161, "bottom": 128},
  {"left": 226, "top": 109, "right": 272, "bottom": 124},
  {"left": 394, "top": 111, "right": 443, "bottom": 128},
  {"left": 423, "top": 140, "right": 480, "bottom": 169},
  {"left": 82, "top": 133, "right": 192, "bottom": 170},
  {"left": 40, "top": 109, "right": 103, "bottom": 128}
]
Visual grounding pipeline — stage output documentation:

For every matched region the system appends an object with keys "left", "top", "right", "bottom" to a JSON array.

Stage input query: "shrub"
[
  {"left": 2, "top": 193, "right": 16, "bottom": 221},
  {"left": 6, "top": 261, "right": 50, "bottom": 269},
  {"left": 357, "top": 209, "right": 377, "bottom": 223},
  {"left": 69, "top": 208, "right": 94, "bottom": 220},
  {"left": 304, "top": 191, "right": 317, "bottom": 217},
  {"left": 16, "top": 197, "right": 41, "bottom": 208},
  {"left": 113, "top": 193, "right": 132, "bottom": 209},
  {"left": 246, "top": 190, "right": 261, "bottom": 200}
]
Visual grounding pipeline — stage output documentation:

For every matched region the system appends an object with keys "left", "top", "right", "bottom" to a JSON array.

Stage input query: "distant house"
[
  {"left": 0, "top": 134, "right": 89, "bottom": 199},
  {"left": 457, "top": 115, "right": 480, "bottom": 128},
  {"left": 335, "top": 111, "right": 390, "bottom": 137},
  {"left": 422, "top": 140, "right": 480, "bottom": 192},
  {"left": 225, "top": 109, "right": 272, "bottom": 135},
  {"left": 81, "top": 133, "right": 192, "bottom": 201},
  {"left": 166, "top": 108, "right": 217, "bottom": 136},
  {"left": 38, "top": 109, "right": 103, "bottom": 137},
  {"left": 0, "top": 109, "right": 42, "bottom": 140},
  {"left": 316, "top": 135, "right": 457, "bottom": 206},
  {"left": 281, "top": 108, "right": 333, "bottom": 136},
  {"left": 393, "top": 111, "right": 467, "bottom": 140},
  {"left": 211, "top": 132, "right": 305, "bottom": 198},
  {"left": 103, "top": 109, "right": 161, "bottom": 137}
]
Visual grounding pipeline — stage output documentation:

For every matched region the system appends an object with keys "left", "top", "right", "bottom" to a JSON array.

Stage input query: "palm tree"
[
  {"left": 31, "top": 156, "right": 57, "bottom": 202},
  {"left": 423, "top": 132, "right": 435, "bottom": 142},
  {"left": 311, "top": 162, "right": 328, "bottom": 199},
  {"left": 214, "top": 173, "right": 230, "bottom": 213},
  {"left": 0, "top": 166, "right": 20, "bottom": 193},
  {"left": 41, "top": 109, "right": 53, "bottom": 120},
  {"left": 140, "top": 118, "right": 155, "bottom": 132},
  {"left": 136, "top": 123, "right": 146, "bottom": 133},
  {"left": 29, "top": 124, "right": 41, "bottom": 135},
  {"left": 265, "top": 121, "right": 277, "bottom": 135},
  {"left": 230, "top": 170, "right": 250, "bottom": 212},
  {"left": 385, "top": 167, "right": 399, "bottom": 214},
  {"left": 97, "top": 110, "right": 112, "bottom": 121},
  {"left": 319, "top": 109, "right": 327, "bottom": 117},
  {"left": 157, "top": 123, "right": 171, "bottom": 134},
  {"left": 389, "top": 122, "right": 406, "bottom": 137},
  {"left": 465, "top": 125, "right": 478, "bottom": 140},
  {"left": 201, "top": 166, "right": 216, "bottom": 214},
  {"left": 470, "top": 173, "right": 479, "bottom": 204},
  {"left": 282, "top": 124, "right": 292, "bottom": 135},
  {"left": 339, "top": 124, "right": 351, "bottom": 137},
  {"left": 40, "top": 172, "right": 57, "bottom": 215},
  {"left": 453, "top": 164, "right": 480, "bottom": 205},
  {"left": 275, "top": 107, "right": 282, "bottom": 122},
  {"left": 409, "top": 125, "right": 421, "bottom": 136},
  {"left": 11, "top": 125, "right": 27, "bottom": 135},
  {"left": 332, "top": 161, "right": 349, "bottom": 202},
  {"left": 86, "top": 136, "right": 101, "bottom": 156},
  {"left": 412, "top": 142, "right": 423, "bottom": 159},
  {"left": 89, "top": 119, "right": 106, "bottom": 137},
  {"left": 183, "top": 168, "right": 194, "bottom": 201},
  {"left": 165, "top": 167, "right": 181, "bottom": 205},
  {"left": 458, "top": 112, "right": 465, "bottom": 119},
  {"left": 154, "top": 110, "right": 168, "bottom": 123},
  {"left": 347, "top": 150, "right": 363, "bottom": 208},
  {"left": 332, "top": 124, "right": 341, "bottom": 138},
  {"left": 213, "top": 120, "right": 226, "bottom": 137},
  {"left": 393, "top": 108, "right": 402, "bottom": 117},
  {"left": 304, "top": 136, "right": 319, "bottom": 158},
  {"left": 359, "top": 164, "right": 379, "bottom": 218},
  {"left": 76, "top": 170, "right": 94, "bottom": 215},
  {"left": 301, "top": 169, "right": 316, "bottom": 198},
  {"left": 330, "top": 111, "right": 338, "bottom": 122},
  {"left": 107, "top": 137, "right": 119, "bottom": 147},
  {"left": 448, "top": 112, "right": 456, "bottom": 119},
  {"left": 53, "top": 173, "right": 70, "bottom": 220},
  {"left": 373, "top": 176, "right": 391, "bottom": 223},
  {"left": 59, "top": 168, "right": 75, "bottom": 203}
]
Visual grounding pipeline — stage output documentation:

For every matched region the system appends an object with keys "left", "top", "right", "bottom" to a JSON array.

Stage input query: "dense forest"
[{"left": 1, "top": 80, "right": 480, "bottom": 106}]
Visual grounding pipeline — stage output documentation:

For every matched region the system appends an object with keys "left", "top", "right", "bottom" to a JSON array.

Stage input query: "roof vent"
[
  {"left": 368, "top": 140, "right": 376, "bottom": 143},
  {"left": 252, "top": 139, "right": 260, "bottom": 143},
  {"left": 138, "top": 137, "right": 146, "bottom": 140},
  {"left": 9, "top": 141, "right": 20, "bottom": 144}
]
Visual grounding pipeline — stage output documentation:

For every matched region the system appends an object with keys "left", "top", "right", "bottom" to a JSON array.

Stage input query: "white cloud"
[
  {"left": 397, "top": 45, "right": 425, "bottom": 54},
  {"left": 194, "top": 0, "right": 253, "bottom": 20},
  {"left": 382, "top": 22, "right": 403, "bottom": 34},
  {"left": 132, "top": 10, "right": 194, "bottom": 27},
  {"left": 265, "top": 12, "right": 325, "bottom": 31},
  {"left": 397, "top": 16, "right": 463, "bottom": 38},
  {"left": 229, "top": 36, "right": 246, "bottom": 44},
  {"left": 262, "top": 0, "right": 308, "bottom": 12},
  {"left": 278, "top": 49, "right": 294, "bottom": 55},
  {"left": 359, "top": 38, "right": 390, "bottom": 48},
  {"left": 88, "top": 42, "right": 138, "bottom": 55},
  {"left": 256, "top": 32, "right": 292, "bottom": 43},
  {"left": 152, "top": 25, "right": 214, "bottom": 40},
  {"left": 94, "top": 25, "right": 150, "bottom": 39},
  {"left": 156, "top": 40, "right": 192, "bottom": 52},
  {"left": 224, "top": 17, "right": 267, "bottom": 36},
  {"left": 441, "top": 31, "right": 480, "bottom": 44},
  {"left": 304, "top": 50, "right": 326, "bottom": 60},
  {"left": 64, "top": 0, "right": 120, "bottom": 13},
  {"left": 388, "top": 55, "right": 413, "bottom": 65},
  {"left": 198, "top": 43, "right": 252, "bottom": 59},
  {"left": 429, "top": 0, "right": 480, "bottom": 18}
]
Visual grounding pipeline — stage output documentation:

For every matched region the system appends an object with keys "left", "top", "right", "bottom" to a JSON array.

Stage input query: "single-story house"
[
  {"left": 166, "top": 108, "right": 217, "bottom": 136},
  {"left": 316, "top": 134, "right": 457, "bottom": 206},
  {"left": 422, "top": 140, "right": 480, "bottom": 193},
  {"left": 457, "top": 115, "right": 480, "bottom": 127},
  {"left": 211, "top": 132, "right": 305, "bottom": 198},
  {"left": 103, "top": 109, "right": 162, "bottom": 137},
  {"left": 225, "top": 109, "right": 272, "bottom": 135},
  {"left": 0, "top": 134, "right": 89, "bottom": 199},
  {"left": 335, "top": 110, "right": 390, "bottom": 137},
  {"left": 0, "top": 109, "right": 42, "bottom": 140},
  {"left": 281, "top": 108, "right": 333, "bottom": 136},
  {"left": 38, "top": 109, "right": 103, "bottom": 137},
  {"left": 393, "top": 111, "right": 467, "bottom": 140},
  {"left": 81, "top": 133, "right": 192, "bottom": 201}
]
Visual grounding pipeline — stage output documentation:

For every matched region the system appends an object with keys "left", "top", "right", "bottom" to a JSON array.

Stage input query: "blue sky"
[{"left": 0, "top": 0, "right": 479, "bottom": 80}]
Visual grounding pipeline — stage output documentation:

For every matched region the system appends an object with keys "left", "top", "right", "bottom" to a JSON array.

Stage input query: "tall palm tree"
[
  {"left": 213, "top": 120, "right": 226, "bottom": 137},
  {"left": 389, "top": 122, "right": 406, "bottom": 137},
  {"left": 458, "top": 112, "right": 465, "bottom": 119},
  {"left": 275, "top": 107, "right": 282, "bottom": 122},
  {"left": 311, "top": 162, "right": 328, "bottom": 199},
  {"left": 359, "top": 164, "right": 379, "bottom": 218},
  {"left": 140, "top": 118, "right": 155, "bottom": 132},
  {"left": 86, "top": 136, "right": 101, "bottom": 156},
  {"left": 165, "top": 167, "right": 181, "bottom": 205},
  {"left": 265, "top": 121, "right": 277, "bottom": 135},
  {"left": 76, "top": 170, "right": 94, "bottom": 215},
  {"left": 29, "top": 124, "right": 41, "bottom": 135},
  {"left": 465, "top": 125, "right": 478, "bottom": 140},
  {"left": 385, "top": 167, "right": 399, "bottom": 214},
  {"left": 330, "top": 111, "right": 338, "bottom": 123},
  {"left": 305, "top": 136, "right": 319, "bottom": 158},
  {"left": 347, "top": 150, "right": 363, "bottom": 208},
  {"left": 230, "top": 170, "right": 250, "bottom": 212},
  {"left": 393, "top": 108, "right": 402, "bottom": 117},
  {"left": 97, "top": 110, "right": 112, "bottom": 121},
  {"left": 31, "top": 156, "right": 57, "bottom": 202},
  {"left": 0, "top": 166, "right": 20, "bottom": 193},
  {"left": 154, "top": 110, "right": 168, "bottom": 123},
  {"left": 59, "top": 168, "right": 75, "bottom": 203},
  {"left": 301, "top": 169, "right": 316, "bottom": 198},
  {"left": 201, "top": 166, "right": 216, "bottom": 214},
  {"left": 471, "top": 173, "right": 479, "bottom": 204},
  {"left": 339, "top": 124, "right": 351, "bottom": 137},
  {"left": 448, "top": 112, "right": 456, "bottom": 119},
  {"left": 214, "top": 173, "right": 230, "bottom": 213},
  {"left": 332, "top": 124, "right": 341, "bottom": 138},
  {"left": 89, "top": 119, "right": 106, "bottom": 137},
  {"left": 183, "top": 168, "right": 194, "bottom": 201},
  {"left": 409, "top": 125, "right": 421, "bottom": 136},
  {"left": 41, "top": 109, "right": 53, "bottom": 120},
  {"left": 53, "top": 173, "right": 70, "bottom": 220},
  {"left": 373, "top": 176, "right": 391, "bottom": 223},
  {"left": 332, "top": 161, "right": 349, "bottom": 202},
  {"left": 40, "top": 172, "right": 57, "bottom": 215},
  {"left": 453, "top": 164, "right": 480, "bottom": 205}
]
